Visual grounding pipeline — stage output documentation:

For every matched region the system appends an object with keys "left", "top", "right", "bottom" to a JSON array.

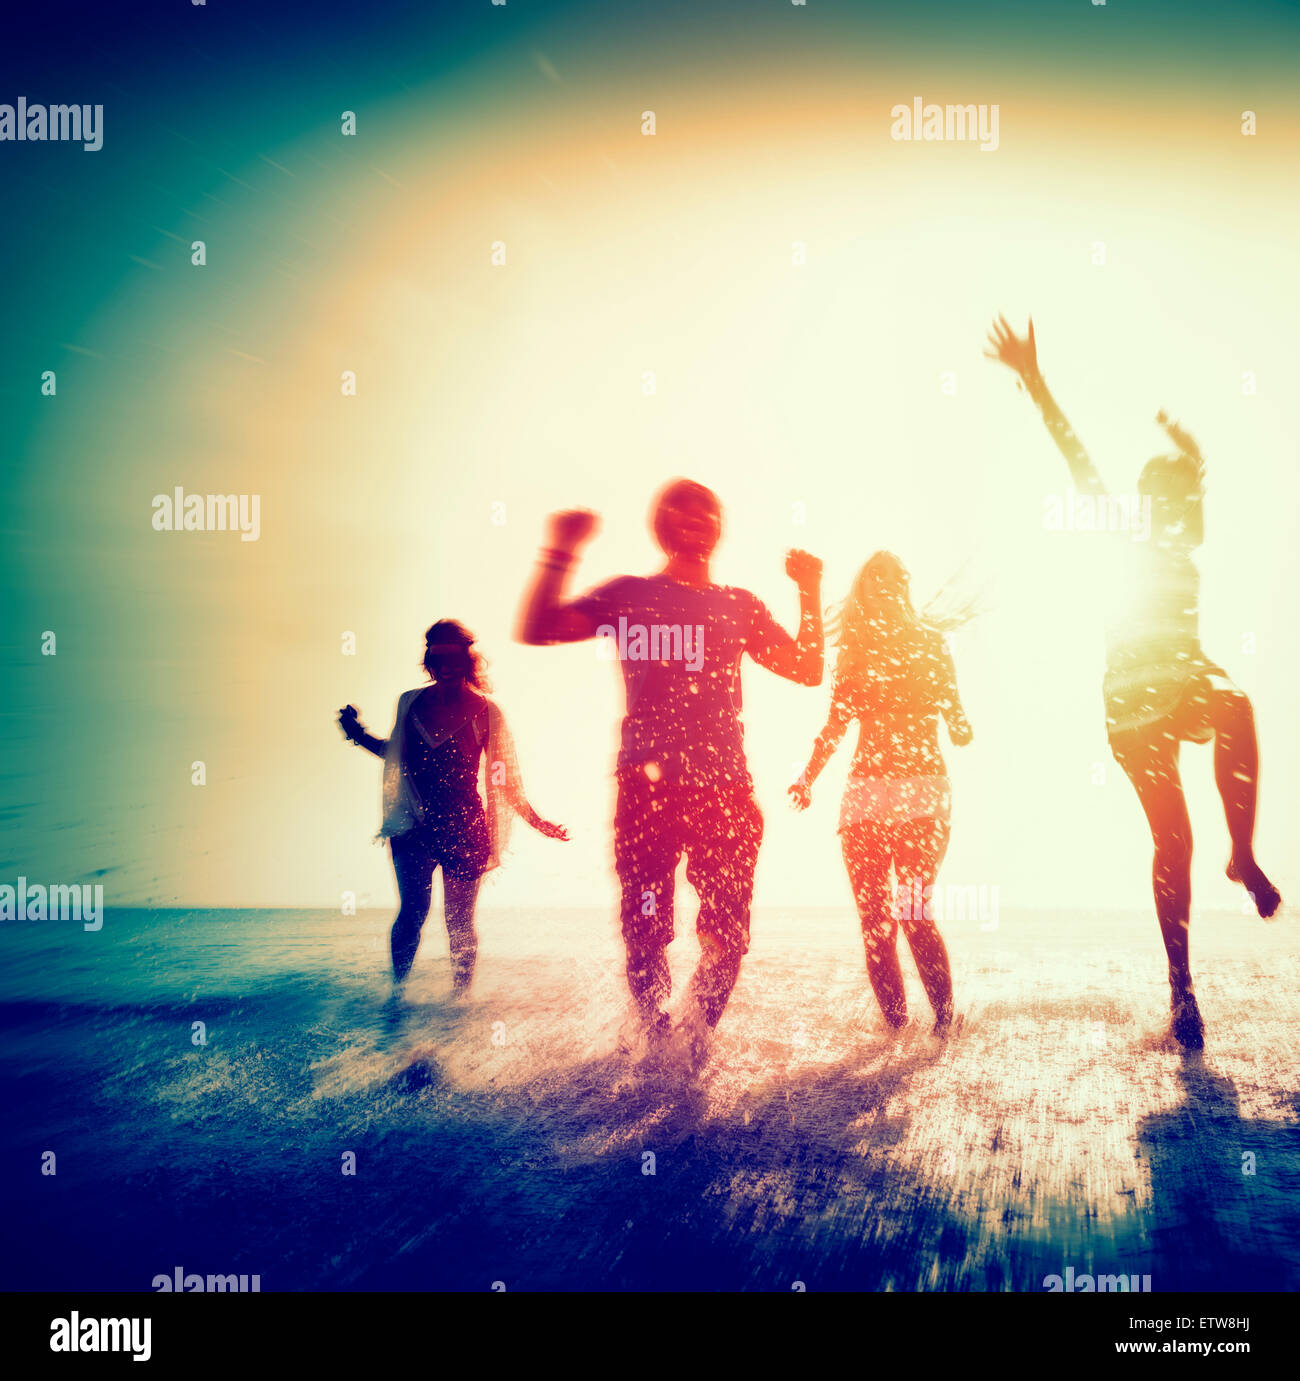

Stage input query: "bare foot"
[
  {"left": 1170, "top": 988, "right": 1204, "bottom": 1050},
  {"left": 1227, "top": 853, "right": 1282, "bottom": 918},
  {"left": 617, "top": 1009, "right": 671, "bottom": 1059},
  {"left": 671, "top": 1007, "right": 713, "bottom": 1073}
]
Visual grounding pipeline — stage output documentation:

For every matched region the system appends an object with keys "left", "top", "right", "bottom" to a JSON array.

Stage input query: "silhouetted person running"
[
  {"left": 986, "top": 315, "right": 1281, "bottom": 1049},
  {"left": 517, "top": 480, "right": 823, "bottom": 1066},
  {"left": 791, "top": 553, "right": 973, "bottom": 1034},
  {"left": 338, "top": 620, "right": 567, "bottom": 992}
]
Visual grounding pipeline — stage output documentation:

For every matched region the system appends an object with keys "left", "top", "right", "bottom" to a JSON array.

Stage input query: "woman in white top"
[{"left": 339, "top": 620, "right": 567, "bottom": 990}]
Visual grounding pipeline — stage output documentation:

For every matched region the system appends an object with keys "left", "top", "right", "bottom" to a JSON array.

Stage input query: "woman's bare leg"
[
  {"left": 443, "top": 874, "right": 482, "bottom": 991},
  {"left": 841, "top": 822, "right": 906, "bottom": 1027},
  {"left": 893, "top": 814, "right": 955, "bottom": 1032},
  {"left": 1116, "top": 738, "right": 1202, "bottom": 1046},
  {"left": 389, "top": 837, "right": 435, "bottom": 984},
  {"left": 1208, "top": 684, "right": 1281, "bottom": 916}
]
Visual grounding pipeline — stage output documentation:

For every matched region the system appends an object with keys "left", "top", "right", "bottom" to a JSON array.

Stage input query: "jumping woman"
[
  {"left": 790, "top": 553, "right": 973, "bottom": 1034},
  {"left": 338, "top": 620, "right": 568, "bottom": 992},
  {"left": 985, "top": 315, "right": 1280, "bottom": 1048}
]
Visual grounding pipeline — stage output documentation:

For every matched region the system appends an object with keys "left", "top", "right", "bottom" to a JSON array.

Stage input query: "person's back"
[
  {"left": 790, "top": 554, "right": 972, "bottom": 1034},
  {"left": 338, "top": 621, "right": 569, "bottom": 993},
  {"left": 516, "top": 478, "right": 824, "bottom": 1062},
  {"left": 574, "top": 572, "right": 780, "bottom": 782},
  {"left": 841, "top": 624, "right": 957, "bottom": 779}
]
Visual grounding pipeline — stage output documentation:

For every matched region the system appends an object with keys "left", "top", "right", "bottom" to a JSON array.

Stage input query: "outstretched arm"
[
  {"left": 746, "top": 549, "right": 824, "bottom": 687},
  {"left": 986, "top": 315, "right": 1107, "bottom": 497},
  {"left": 338, "top": 706, "right": 387, "bottom": 758},
  {"left": 487, "top": 708, "right": 570, "bottom": 841},
  {"left": 504, "top": 763, "right": 569, "bottom": 840},
  {"left": 516, "top": 510, "right": 603, "bottom": 645},
  {"left": 512, "top": 794, "right": 569, "bottom": 840},
  {"left": 789, "top": 686, "right": 853, "bottom": 808}
]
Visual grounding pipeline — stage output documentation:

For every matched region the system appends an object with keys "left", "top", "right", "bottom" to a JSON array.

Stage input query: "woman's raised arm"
[
  {"left": 986, "top": 315, "right": 1107, "bottom": 497},
  {"left": 338, "top": 705, "right": 387, "bottom": 759}
]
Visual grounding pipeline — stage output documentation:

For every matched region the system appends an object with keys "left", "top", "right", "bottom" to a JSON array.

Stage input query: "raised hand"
[
  {"left": 337, "top": 705, "right": 362, "bottom": 742},
  {"left": 1156, "top": 410, "right": 1205, "bottom": 471},
  {"left": 547, "top": 509, "right": 599, "bottom": 553},
  {"left": 984, "top": 314, "right": 1039, "bottom": 379},
  {"left": 785, "top": 548, "right": 822, "bottom": 590}
]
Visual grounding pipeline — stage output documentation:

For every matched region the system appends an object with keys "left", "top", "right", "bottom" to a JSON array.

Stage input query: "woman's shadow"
[{"left": 1136, "top": 1052, "right": 1300, "bottom": 1290}]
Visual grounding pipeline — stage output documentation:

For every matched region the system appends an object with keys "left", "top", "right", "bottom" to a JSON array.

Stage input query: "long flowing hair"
[{"left": 830, "top": 553, "right": 979, "bottom": 683}]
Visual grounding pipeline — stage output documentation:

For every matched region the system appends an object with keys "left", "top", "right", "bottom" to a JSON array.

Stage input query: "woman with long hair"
[
  {"left": 338, "top": 620, "right": 568, "bottom": 992},
  {"left": 790, "top": 554, "right": 973, "bottom": 1033},
  {"left": 985, "top": 315, "right": 1280, "bottom": 1048}
]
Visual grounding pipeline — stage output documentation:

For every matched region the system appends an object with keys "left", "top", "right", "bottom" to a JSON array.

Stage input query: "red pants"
[{"left": 613, "top": 762, "right": 763, "bottom": 961}]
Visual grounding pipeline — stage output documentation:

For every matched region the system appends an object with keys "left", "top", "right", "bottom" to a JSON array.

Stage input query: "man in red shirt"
[{"left": 517, "top": 479, "right": 823, "bottom": 1064}]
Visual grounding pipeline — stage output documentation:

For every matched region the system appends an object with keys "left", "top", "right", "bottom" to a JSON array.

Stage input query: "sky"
[{"left": 2, "top": 0, "right": 1299, "bottom": 915}]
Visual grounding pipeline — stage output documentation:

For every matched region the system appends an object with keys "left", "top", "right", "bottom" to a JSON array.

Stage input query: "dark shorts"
[
  {"left": 1106, "top": 659, "right": 1232, "bottom": 769},
  {"left": 613, "top": 761, "right": 763, "bottom": 958},
  {"left": 390, "top": 802, "right": 491, "bottom": 881}
]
